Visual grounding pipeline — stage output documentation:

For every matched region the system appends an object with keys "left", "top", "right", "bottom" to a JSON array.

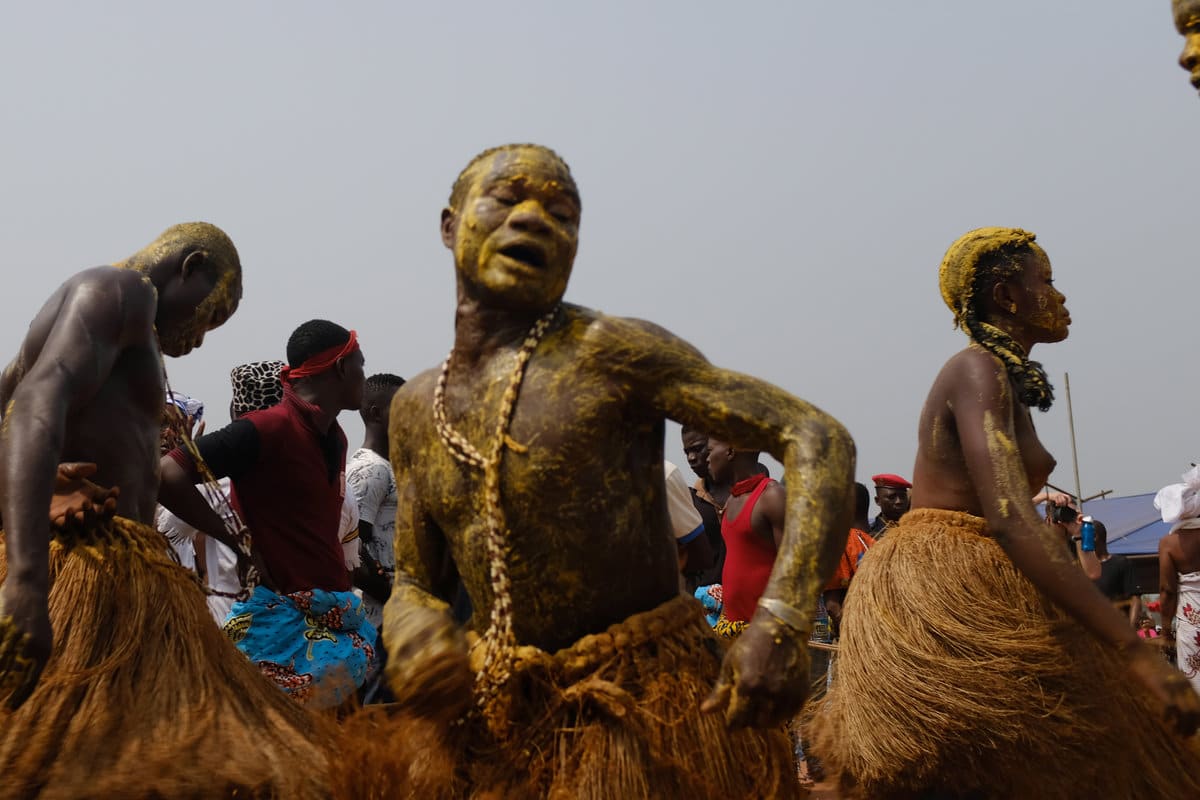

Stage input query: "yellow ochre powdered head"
[
  {"left": 939, "top": 227, "right": 1038, "bottom": 328},
  {"left": 938, "top": 226, "right": 1055, "bottom": 411}
]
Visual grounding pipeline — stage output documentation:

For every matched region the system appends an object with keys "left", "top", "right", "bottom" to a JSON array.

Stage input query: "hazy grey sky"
[{"left": 2, "top": 1, "right": 1196, "bottom": 505}]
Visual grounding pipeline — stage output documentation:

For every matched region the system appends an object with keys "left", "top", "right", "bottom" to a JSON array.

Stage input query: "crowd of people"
[{"left": 0, "top": 13, "right": 1197, "bottom": 796}]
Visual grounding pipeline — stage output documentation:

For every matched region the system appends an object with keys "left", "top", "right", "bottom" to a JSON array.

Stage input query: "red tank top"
[{"left": 721, "top": 475, "right": 778, "bottom": 623}]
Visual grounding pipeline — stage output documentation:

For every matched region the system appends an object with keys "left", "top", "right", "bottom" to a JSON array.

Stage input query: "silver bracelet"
[{"left": 757, "top": 597, "right": 809, "bottom": 632}]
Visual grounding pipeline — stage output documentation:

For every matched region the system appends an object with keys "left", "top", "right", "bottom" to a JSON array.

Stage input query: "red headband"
[{"left": 280, "top": 330, "right": 359, "bottom": 383}]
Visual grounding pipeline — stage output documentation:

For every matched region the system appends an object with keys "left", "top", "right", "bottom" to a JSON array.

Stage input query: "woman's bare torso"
[{"left": 912, "top": 346, "right": 1055, "bottom": 516}]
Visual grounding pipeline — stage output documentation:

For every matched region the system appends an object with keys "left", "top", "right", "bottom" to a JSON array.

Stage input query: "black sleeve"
[
  {"left": 193, "top": 419, "right": 261, "bottom": 481},
  {"left": 1121, "top": 557, "right": 1138, "bottom": 599}
]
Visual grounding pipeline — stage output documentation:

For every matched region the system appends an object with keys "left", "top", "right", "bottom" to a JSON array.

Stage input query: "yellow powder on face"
[
  {"left": 117, "top": 223, "right": 243, "bottom": 353},
  {"left": 1175, "top": 0, "right": 1200, "bottom": 32}
]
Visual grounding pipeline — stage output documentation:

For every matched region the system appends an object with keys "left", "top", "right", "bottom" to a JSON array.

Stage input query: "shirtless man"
[
  {"left": 382, "top": 144, "right": 854, "bottom": 798},
  {"left": 1173, "top": 0, "right": 1200, "bottom": 95},
  {"left": 1156, "top": 468, "right": 1200, "bottom": 696},
  {"left": 0, "top": 224, "right": 326, "bottom": 798}
]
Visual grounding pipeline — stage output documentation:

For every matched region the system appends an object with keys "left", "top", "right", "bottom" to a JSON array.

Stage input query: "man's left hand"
[{"left": 702, "top": 615, "right": 810, "bottom": 729}]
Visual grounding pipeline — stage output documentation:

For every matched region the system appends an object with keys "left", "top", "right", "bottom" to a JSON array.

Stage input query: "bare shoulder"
[
  {"left": 941, "top": 344, "right": 1003, "bottom": 381},
  {"left": 572, "top": 304, "right": 707, "bottom": 364},
  {"left": 1160, "top": 532, "right": 1181, "bottom": 558},
  {"left": 65, "top": 266, "right": 157, "bottom": 328},
  {"left": 932, "top": 345, "right": 1007, "bottom": 401},
  {"left": 760, "top": 479, "right": 787, "bottom": 508},
  {"left": 390, "top": 367, "right": 439, "bottom": 417}
]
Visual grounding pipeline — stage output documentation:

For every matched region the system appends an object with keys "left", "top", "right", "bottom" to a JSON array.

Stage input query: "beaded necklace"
[{"left": 431, "top": 304, "right": 559, "bottom": 718}]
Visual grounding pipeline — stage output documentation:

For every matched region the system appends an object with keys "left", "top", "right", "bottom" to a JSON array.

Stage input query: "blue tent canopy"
[{"left": 1040, "top": 493, "right": 1169, "bottom": 556}]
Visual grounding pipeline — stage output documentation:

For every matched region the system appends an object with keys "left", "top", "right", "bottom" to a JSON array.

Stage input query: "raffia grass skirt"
[
  {"left": 811, "top": 508, "right": 1200, "bottom": 800},
  {"left": 331, "top": 592, "right": 802, "bottom": 800},
  {"left": 0, "top": 518, "right": 331, "bottom": 799}
]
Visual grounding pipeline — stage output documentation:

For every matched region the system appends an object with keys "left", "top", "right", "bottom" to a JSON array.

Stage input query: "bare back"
[
  {"left": 912, "top": 344, "right": 1056, "bottom": 516},
  {"left": 1, "top": 266, "right": 165, "bottom": 522},
  {"left": 1163, "top": 531, "right": 1200, "bottom": 576}
]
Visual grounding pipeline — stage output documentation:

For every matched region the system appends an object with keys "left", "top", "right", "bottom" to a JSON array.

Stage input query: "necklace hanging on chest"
[{"left": 430, "top": 304, "right": 559, "bottom": 728}]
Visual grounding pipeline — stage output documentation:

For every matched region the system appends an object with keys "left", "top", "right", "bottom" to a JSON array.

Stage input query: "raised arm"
[
  {"left": 0, "top": 275, "right": 151, "bottom": 707},
  {"left": 604, "top": 316, "right": 854, "bottom": 727}
]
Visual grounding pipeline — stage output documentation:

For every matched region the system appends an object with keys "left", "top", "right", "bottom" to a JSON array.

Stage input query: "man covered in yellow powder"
[
  {"left": 1173, "top": 0, "right": 1200, "bottom": 95},
  {"left": 378, "top": 144, "right": 855, "bottom": 799},
  {"left": 0, "top": 224, "right": 330, "bottom": 799}
]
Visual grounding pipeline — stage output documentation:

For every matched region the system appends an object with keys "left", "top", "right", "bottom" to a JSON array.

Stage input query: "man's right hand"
[
  {"left": 0, "top": 587, "right": 52, "bottom": 710},
  {"left": 49, "top": 462, "right": 118, "bottom": 534},
  {"left": 382, "top": 598, "right": 472, "bottom": 723},
  {"left": 235, "top": 541, "right": 277, "bottom": 594},
  {"left": 1125, "top": 641, "right": 1200, "bottom": 736}
]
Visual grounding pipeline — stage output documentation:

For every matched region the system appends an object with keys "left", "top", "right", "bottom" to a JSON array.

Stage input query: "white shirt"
[{"left": 346, "top": 447, "right": 397, "bottom": 628}]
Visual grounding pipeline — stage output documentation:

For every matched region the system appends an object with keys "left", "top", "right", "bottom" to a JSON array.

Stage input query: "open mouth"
[{"left": 498, "top": 242, "right": 547, "bottom": 270}]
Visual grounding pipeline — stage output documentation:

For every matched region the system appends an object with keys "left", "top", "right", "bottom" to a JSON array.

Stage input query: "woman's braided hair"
[{"left": 939, "top": 227, "right": 1055, "bottom": 412}]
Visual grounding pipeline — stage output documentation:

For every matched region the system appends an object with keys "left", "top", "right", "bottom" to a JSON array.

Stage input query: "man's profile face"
[
  {"left": 157, "top": 266, "right": 240, "bottom": 357},
  {"left": 1176, "top": 0, "right": 1200, "bottom": 94},
  {"left": 448, "top": 148, "right": 581, "bottom": 311},
  {"left": 681, "top": 430, "right": 711, "bottom": 481},
  {"left": 706, "top": 438, "right": 734, "bottom": 485},
  {"left": 338, "top": 350, "right": 367, "bottom": 411},
  {"left": 875, "top": 486, "right": 910, "bottom": 521}
]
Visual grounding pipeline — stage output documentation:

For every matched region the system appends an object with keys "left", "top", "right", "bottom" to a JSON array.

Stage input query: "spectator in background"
[
  {"left": 706, "top": 437, "right": 785, "bottom": 639},
  {"left": 823, "top": 482, "right": 876, "bottom": 635},
  {"left": 347, "top": 373, "right": 406, "bottom": 631},
  {"left": 1090, "top": 520, "right": 1141, "bottom": 626},
  {"left": 681, "top": 425, "right": 727, "bottom": 586},
  {"left": 346, "top": 371, "right": 406, "bottom": 703},
  {"left": 1155, "top": 466, "right": 1200, "bottom": 696},
  {"left": 159, "top": 320, "right": 375, "bottom": 708},
  {"left": 869, "top": 473, "right": 911, "bottom": 538},
  {"left": 663, "top": 460, "right": 709, "bottom": 590}
]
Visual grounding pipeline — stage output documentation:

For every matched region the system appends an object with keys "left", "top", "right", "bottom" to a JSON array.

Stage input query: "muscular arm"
[
  {"left": 952, "top": 353, "right": 1138, "bottom": 652},
  {"left": 754, "top": 482, "right": 787, "bottom": 550},
  {"left": 612, "top": 317, "right": 854, "bottom": 635},
  {"left": 0, "top": 275, "right": 152, "bottom": 705},
  {"left": 1, "top": 277, "right": 148, "bottom": 601},
  {"left": 383, "top": 417, "right": 471, "bottom": 719},
  {"left": 157, "top": 421, "right": 260, "bottom": 558},
  {"left": 604, "top": 316, "right": 853, "bottom": 726}
]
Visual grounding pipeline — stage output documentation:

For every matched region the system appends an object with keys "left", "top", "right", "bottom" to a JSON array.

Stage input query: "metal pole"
[{"left": 1064, "top": 372, "right": 1084, "bottom": 513}]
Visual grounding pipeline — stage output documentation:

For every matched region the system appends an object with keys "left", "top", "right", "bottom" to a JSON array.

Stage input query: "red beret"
[{"left": 872, "top": 473, "right": 912, "bottom": 490}]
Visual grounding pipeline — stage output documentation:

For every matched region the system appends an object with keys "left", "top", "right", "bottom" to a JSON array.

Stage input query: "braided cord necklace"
[
  {"left": 159, "top": 341, "right": 259, "bottom": 600},
  {"left": 431, "top": 304, "right": 559, "bottom": 718}
]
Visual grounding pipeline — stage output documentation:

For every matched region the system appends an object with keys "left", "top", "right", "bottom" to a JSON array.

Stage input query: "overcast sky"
[{"left": 2, "top": 1, "right": 1196, "bottom": 510}]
